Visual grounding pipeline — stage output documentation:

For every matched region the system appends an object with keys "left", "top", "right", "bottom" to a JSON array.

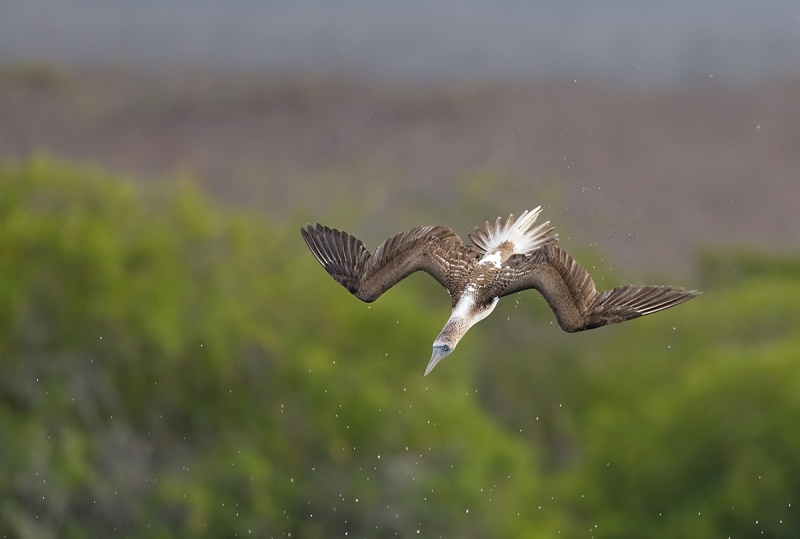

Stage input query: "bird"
[{"left": 301, "top": 207, "right": 699, "bottom": 376}]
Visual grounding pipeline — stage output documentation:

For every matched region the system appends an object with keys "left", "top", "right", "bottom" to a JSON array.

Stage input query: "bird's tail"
[{"left": 469, "top": 207, "right": 558, "bottom": 256}]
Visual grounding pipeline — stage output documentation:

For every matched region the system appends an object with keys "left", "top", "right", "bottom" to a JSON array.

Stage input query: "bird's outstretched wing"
[
  {"left": 301, "top": 224, "right": 480, "bottom": 303},
  {"left": 493, "top": 245, "right": 699, "bottom": 332}
]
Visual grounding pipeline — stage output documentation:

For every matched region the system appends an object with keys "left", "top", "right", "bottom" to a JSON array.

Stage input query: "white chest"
[{"left": 451, "top": 293, "right": 500, "bottom": 325}]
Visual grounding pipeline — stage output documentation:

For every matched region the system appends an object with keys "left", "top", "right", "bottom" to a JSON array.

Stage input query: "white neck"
[{"left": 451, "top": 294, "right": 499, "bottom": 327}]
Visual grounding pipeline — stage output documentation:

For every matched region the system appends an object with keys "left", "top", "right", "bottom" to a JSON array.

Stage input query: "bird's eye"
[{"left": 441, "top": 345, "right": 450, "bottom": 352}]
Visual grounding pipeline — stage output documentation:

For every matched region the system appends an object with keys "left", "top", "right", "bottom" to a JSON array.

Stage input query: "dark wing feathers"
[
  {"left": 497, "top": 245, "right": 698, "bottom": 332},
  {"left": 301, "top": 223, "right": 477, "bottom": 303},
  {"left": 300, "top": 225, "right": 370, "bottom": 294}
]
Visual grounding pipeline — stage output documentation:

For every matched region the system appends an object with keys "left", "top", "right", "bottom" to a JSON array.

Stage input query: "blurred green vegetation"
[{"left": 1, "top": 158, "right": 798, "bottom": 538}]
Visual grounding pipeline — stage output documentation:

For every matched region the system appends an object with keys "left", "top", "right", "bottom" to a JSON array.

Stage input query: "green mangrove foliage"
[
  {"left": 0, "top": 158, "right": 798, "bottom": 538},
  {"left": 0, "top": 159, "right": 557, "bottom": 539}
]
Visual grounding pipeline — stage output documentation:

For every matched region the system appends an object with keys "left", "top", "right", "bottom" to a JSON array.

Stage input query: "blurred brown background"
[
  {"left": 2, "top": 68, "right": 799, "bottom": 277},
  {"left": 2, "top": 0, "right": 800, "bottom": 279}
]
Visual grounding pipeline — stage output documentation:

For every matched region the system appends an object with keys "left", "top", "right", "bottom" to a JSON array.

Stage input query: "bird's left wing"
[
  {"left": 301, "top": 224, "right": 479, "bottom": 303},
  {"left": 489, "top": 245, "right": 699, "bottom": 332}
]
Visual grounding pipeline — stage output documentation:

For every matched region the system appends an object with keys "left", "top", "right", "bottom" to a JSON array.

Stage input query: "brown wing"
[
  {"left": 492, "top": 245, "right": 699, "bottom": 332},
  {"left": 301, "top": 223, "right": 480, "bottom": 303}
]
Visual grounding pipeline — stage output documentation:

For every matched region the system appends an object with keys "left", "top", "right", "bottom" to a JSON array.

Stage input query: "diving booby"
[{"left": 301, "top": 207, "right": 699, "bottom": 375}]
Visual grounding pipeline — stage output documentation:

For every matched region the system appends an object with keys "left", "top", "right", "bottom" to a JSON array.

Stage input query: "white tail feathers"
[{"left": 468, "top": 207, "right": 558, "bottom": 256}]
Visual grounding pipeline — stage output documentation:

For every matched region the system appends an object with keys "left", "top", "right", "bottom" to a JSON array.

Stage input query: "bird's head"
[
  {"left": 425, "top": 317, "right": 469, "bottom": 375},
  {"left": 425, "top": 340, "right": 457, "bottom": 376},
  {"left": 424, "top": 297, "right": 500, "bottom": 375}
]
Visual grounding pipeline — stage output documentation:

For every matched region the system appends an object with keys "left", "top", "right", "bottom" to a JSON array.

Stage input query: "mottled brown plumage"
[
  {"left": 491, "top": 246, "right": 696, "bottom": 332},
  {"left": 301, "top": 223, "right": 480, "bottom": 304},
  {"left": 301, "top": 209, "right": 699, "bottom": 375}
]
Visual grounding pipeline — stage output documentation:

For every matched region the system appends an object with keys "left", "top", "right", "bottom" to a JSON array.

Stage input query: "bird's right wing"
[
  {"left": 495, "top": 245, "right": 699, "bottom": 332},
  {"left": 301, "top": 224, "right": 479, "bottom": 303}
]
